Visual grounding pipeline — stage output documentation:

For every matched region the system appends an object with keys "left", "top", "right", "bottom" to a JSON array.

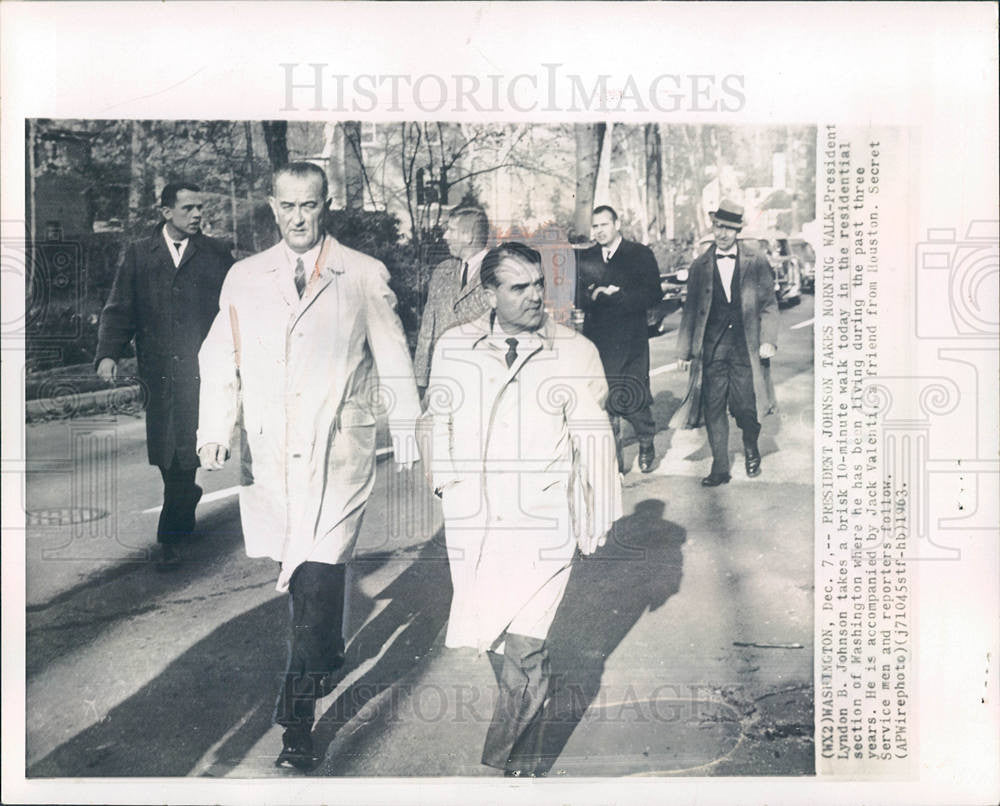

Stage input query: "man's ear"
[
  {"left": 484, "top": 287, "right": 497, "bottom": 309},
  {"left": 267, "top": 196, "right": 279, "bottom": 220}
]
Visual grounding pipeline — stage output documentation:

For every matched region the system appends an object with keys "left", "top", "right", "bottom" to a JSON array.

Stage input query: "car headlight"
[{"left": 676, "top": 269, "right": 688, "bottom": 282}]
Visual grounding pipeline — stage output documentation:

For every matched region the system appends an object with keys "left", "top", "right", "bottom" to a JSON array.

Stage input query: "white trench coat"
[
  {"left": 197, "top": 237, "right": 420, "bottom": 591},
  {"left": 427, "top": 312, "right": 622, "bottom": 652}
]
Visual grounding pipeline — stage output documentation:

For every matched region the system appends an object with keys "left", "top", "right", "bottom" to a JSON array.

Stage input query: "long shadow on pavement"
[
  {"left": 27, "top": 536, "right": 444, "bottom": 777},
  {"left": 310, "top": 534, "right": 452, "bottom": 768},
  {"left": 514, "top": 499, "right": 686, "bottom": 775},
  {"left": 28, "top": 592, "right": 288, "bottom": 777}
]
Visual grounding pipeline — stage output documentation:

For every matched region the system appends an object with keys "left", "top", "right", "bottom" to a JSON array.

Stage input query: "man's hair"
[
  {"left": 160, "top": 182, "right": 201, "bottom": 209},
  {"left": 480, "top": 242, "right": 542, "bottom": 289},
  {"left": 449, "top": 207, "right": 489, "bottom": 249},
  {"left": 592, "top": 204, "right": 618, "bottom": 222},
  {"left": 272, "top": 161, "right": 330, "bottom": 200}
]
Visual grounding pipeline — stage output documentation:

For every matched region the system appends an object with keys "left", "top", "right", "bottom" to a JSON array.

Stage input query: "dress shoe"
[
  {"left": 638, "top": 443, "right": 655, "bottom": 473},
  {"left": 701, "top": 473, "right": 731, "bottom": 487},
  {"left": 154, "top": 543, "right": 182, "bottom": 573},
  {"left": 744, "top": 443, "right": 762, "bottom": 477},
  {"left": 275, "top": 727, "right": 317, "bottom": 771}
]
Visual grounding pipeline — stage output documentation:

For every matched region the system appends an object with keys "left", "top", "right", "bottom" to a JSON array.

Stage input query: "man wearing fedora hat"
[{"left": 675, "top": 199, "right": 778, "bottom": 486}]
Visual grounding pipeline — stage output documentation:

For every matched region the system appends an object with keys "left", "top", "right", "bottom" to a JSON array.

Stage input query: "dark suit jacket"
[
  {"left": 576, "top": 238, "right": 661, "bottom": 383},
  {"left": 96, "top": 228, "right": 233, "bottom": 467},
  {"left": 672, "top": 242, "right": 777, "bottom": 427}
]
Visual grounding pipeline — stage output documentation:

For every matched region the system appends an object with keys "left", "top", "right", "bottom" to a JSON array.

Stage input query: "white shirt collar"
[
  {"left": 463, "top": 247, "right": 490, "bottom": 283},
  {"left": 602, "top": 234, "right": 623, "bottom": 260},
  {"left": 489, "top": 315, "right": 543, "bottom": 355},
  {"left": 716, "top": 249, "right": 737, "bottom": 302},
  {"left": 282, "top": 237, "right": 325, "bottom": 274},
  {"left": 162, "top": 227, "right": 189, "bottom": 265}
]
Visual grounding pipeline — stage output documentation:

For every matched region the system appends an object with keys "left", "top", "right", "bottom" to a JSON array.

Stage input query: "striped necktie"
[
  {"left": 505, "top": 337, "right": 518, "bottom": 368},
  {"left": 294, "top": 257, "right": 306, "bottom": 298}
]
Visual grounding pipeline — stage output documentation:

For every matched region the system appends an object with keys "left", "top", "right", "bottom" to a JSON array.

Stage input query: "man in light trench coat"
[
  {"left": 426, "top": 242, "right": 622, "bottom": 775},
  {"left": 197, "top": 162, "right": 421, "bottom": 769}
]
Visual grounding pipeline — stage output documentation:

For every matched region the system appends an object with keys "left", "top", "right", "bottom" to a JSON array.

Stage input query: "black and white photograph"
[
  {"left": 2, "top": 4, "right": 997, "bottom": 806},
  {"left": 22, "top": 118, "right": 816, "bottom": 778}
]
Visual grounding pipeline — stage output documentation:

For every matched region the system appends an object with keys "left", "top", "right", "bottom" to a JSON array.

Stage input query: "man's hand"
[
  {"left": 198, "top": 443, "right": 229, "bottom": 470},
  {"left": 392, "top": 431, "right": 420, "bottom": 472},
  {"left": 590, "top": 285, "right": 622, "bottom": 301},
  {"left": 578, "top": 528, "right": 609, "bottom": 557},
  {"left": 759, "top": 342, "right": 776, "bottom": 360},
  {"left": 96, "top": 357, "right": 118, "bottom": 383},
  {"left": 678, "top": 358, "right": 692, "bottom": 372}
]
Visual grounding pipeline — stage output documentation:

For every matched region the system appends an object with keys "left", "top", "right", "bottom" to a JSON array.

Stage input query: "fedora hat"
[{"left": 710, "top": 199, "right": 744, "bottom": 228}]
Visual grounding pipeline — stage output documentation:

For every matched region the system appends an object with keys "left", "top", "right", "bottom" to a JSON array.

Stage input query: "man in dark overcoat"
[
  {"left": 576, "top": 205, "right": 662, "bottom": 473},
  {"left": 675, "top": 200, "right": 778, "bottom": 486},
  {"left": 96, "top": 182, "right": 233, "bottom": 569}
]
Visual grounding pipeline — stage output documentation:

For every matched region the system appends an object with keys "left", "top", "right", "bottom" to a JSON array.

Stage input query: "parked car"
[
  {"left": 647, "top": 238, "right": 692, "bottom": 337},
  {"left": 789, "top": 237, "right": 816, "bottom": 293},
  {"left": 739, "top": 230, "right": 802, "bottom": 307}
]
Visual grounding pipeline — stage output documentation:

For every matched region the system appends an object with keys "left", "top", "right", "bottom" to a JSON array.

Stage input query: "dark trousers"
[
  {"left": 482, "top": 633, "right": 550, "bottom": 772},
  {"left": 606, "top": 382, "right": 656, "bottom": 444},
  {"left": 274, "top": 561, "right": 347, "bottom": 732},
  {"left": 156, "top": 458, "right": 201, "bottom": 544},
  {"left": 702, "top": 338, "right": 760, "bottom": 476}
]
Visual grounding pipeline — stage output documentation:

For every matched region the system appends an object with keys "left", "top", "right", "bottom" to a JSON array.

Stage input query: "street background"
[{"left": 25, "top": 296, "right": 814, "bottom": 778}]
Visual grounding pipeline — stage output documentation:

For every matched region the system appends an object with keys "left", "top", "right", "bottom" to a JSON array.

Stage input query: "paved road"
[{"left": 24, "top": 296, "right": 815, "bottom": 779}]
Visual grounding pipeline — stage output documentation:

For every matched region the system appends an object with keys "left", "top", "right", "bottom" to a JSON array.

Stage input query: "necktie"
[
  {"left": 602, "top": 248, "right": 611, "bottom": 263},
  {"left": 504, "top": 337, "right": 518, "bottom": 369},
  {"left": 294, "top": 257, "right": 306, "bottom": 298},
  {"left": 460, "top": 261, "right": 469, "bottom": 287}
]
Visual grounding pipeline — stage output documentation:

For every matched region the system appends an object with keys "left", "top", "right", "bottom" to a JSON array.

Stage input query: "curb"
[{"left": 25, "top": 384, "right": 144, "bottom": 422}]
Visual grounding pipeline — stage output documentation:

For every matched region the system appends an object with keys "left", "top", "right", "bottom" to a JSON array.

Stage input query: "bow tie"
[{"left": 716, "top": 252, "right": 737, "bottom": 260}]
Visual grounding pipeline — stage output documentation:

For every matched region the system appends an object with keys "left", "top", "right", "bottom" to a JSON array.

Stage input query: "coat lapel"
[
  {"left": 734, "top": 246, "right": 743, "bottom": 304},
  {"left": 257, "top": 243, "right": 298, "bottom": 311},
  {"left": 176, "top": 235, "right": 198, "bottom": 272},
  {"left": 290, "top": 236, "right": 344, "bottom": 331},
  {"left": 149, "top": 231, "right": 177, "bottom": 276}
]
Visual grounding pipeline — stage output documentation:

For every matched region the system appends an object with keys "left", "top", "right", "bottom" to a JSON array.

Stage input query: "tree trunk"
[
  {"left": 618, "top": 127, "right": 648, "bottom": 243},
  {"left": 229, "top": 173, "right": 240, "bottom": 253},
  {"left": 244, "top": 122, "right": 261, "bottom": 251},
  {"left": 658, "top": 124, "right": 676, "bottom": 239},
  {"left": 644, "top": 123, "right": 666, "bottom": 242},
  {"left": 342, "top": 121, "right": 365, "bottom": 210},
  {"left": 572, "top": 123, "right": 604, "bottom": 241},
  {"left": 128, "top": 120, "right": 145, "bottom": 231},
  {"left": 262, "top": 121, "right": 289, "bottom": 170},
  {"left": 593, "top": 122, "right": 613, "bottom": 209}
]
